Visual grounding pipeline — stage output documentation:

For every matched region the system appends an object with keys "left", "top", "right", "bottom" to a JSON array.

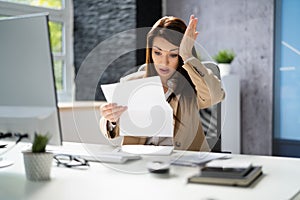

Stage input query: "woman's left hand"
[{"left": 179, "top": 15, "right": 199, "bottom": 61}]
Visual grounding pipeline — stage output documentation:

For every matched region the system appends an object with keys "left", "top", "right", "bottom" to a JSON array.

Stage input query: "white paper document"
[
  {"left": 171, "top": 152, "right": 231, "bottom": 167},
  {"left": 120, "top": 145, "right": 174, "bottom": 155},
  {"left": 205, "top": 159, "right": 252, "bottom": 169},
  {"left": 101, "top": 76, "right": 173, "bottom": 137}
]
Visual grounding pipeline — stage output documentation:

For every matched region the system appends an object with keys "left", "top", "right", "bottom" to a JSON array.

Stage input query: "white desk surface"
[{"left": 1, "top": 142, "right": 300, "bottom": 200}]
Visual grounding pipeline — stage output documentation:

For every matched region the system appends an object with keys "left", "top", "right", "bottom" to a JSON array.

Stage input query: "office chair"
[{"left": 200, "top": 61, "right": 222, "bottom": 152}]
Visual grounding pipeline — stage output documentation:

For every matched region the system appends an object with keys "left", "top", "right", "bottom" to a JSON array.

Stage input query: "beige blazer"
[{"left": 99, "top": 57, "right": 225, "bottom": 151}]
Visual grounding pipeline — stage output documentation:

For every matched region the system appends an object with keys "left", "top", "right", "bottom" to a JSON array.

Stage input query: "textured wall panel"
[{"left": 74, "top": 0, "right": 136, "bottom": 100}]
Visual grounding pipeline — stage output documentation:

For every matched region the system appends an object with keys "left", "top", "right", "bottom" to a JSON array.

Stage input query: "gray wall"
[
  {"left": 166, "top": 0, "right": 274, "bottom": 155},
  {"left": 74, "top": 0, "right": 136, "bottom": 100}
]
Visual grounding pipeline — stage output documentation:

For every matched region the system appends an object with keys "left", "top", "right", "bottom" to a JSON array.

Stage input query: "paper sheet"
[
  {"left": 101, "top": 76, "right": 173, "bottom": 137},
  {"left": 120, "top": 145, "right": 174, "bottom": 155},
  {"left": 171, "top": 152, "right": 231, "bottom": 167}
]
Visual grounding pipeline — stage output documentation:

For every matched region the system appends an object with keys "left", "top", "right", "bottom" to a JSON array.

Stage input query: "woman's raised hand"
[
  {"left": 100, "top": 103, "right": 127, "bottom": 123},
  {"left": 179, "top": 15, "right": 199, "bottom": 61}
]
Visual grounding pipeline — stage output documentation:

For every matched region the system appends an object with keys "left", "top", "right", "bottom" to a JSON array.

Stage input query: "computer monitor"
[{"left": 0, "top": 13, "right": 62, "bottom": 145}]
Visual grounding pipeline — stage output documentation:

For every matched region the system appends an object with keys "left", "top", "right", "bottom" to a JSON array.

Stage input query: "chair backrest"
[{"left": 200, "top": 61, "right": 222, "bottom": 152}]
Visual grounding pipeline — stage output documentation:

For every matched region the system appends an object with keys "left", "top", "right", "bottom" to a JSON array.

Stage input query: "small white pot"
[
  {"left": 23, "top": 151, "right": 53, "bottom": 181},
  {"left": 218, "top": 63, "right": 231, "bottom": 77}
]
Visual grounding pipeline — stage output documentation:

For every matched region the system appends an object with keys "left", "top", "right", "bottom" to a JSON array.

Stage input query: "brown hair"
[
  {"left": 145, "top": 16, "right": 199, "bottom": 125},
  {"left": 145, "top": 16, "right": 197, "bottom": 96}
]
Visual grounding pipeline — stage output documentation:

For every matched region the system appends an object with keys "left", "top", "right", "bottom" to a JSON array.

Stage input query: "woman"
[{"left": 99, "top": 15, "right": 225, "bottom": 151}]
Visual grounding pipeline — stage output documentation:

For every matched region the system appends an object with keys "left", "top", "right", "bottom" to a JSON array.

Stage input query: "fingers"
[
  {"left": 179, "top": 15, "right": 199, "bottom": 60},
  {"left": 105, "top": 106, "right": 127, "bottom": 122},
  {"left": 187, "top": 15, "right": 198, "bottom": 35},
  {"left": 188, "top": 15, "right": 194, "bottom": 27},
  {"left": 100, "top": 103, "right": 128, "bottom": 122},
  {"left": 194, "top": 31, "right": 199, "bottom": 40}
]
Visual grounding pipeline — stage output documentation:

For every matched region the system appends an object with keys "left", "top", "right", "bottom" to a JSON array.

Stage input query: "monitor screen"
[{"left": 0, "top": 13, "right": 62, "bottom": 145}]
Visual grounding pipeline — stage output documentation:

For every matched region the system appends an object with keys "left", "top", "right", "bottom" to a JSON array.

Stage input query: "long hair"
[
  {"left": 144, "top": 16, "right": 201, "bottom": 130},
  {"left": 145, "top": 16, "right": 198, "bottom": 102}
]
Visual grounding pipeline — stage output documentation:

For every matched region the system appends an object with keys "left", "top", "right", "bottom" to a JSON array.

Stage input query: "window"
[
  {"left": 274, "top": 0, "right": 300, "bottom": 157},
  {"left": 0, "top": 0, "right": 74, "bottom": 102}
]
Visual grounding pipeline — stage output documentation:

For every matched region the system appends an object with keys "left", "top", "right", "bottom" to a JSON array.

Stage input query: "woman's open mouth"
[{"left": 159, "top": 68, "right": 170, "bottom": 74}]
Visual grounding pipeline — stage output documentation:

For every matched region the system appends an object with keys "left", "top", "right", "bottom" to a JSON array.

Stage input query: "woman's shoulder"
[{"left": 120, "top": 67, "right": 146, "bottom": 83}]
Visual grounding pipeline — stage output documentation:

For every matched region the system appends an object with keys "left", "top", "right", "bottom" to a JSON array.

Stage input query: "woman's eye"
[
  {"left": 154, "top": 51, "right": 162, "bottom": 56},
  {"left": 170, "top": 54, "right": 178, "bottom": 58}
]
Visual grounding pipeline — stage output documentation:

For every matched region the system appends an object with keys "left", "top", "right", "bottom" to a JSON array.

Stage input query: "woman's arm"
[
  {"left": 183, "top": 58, "right": 225, "bottom": 109},
  {"left": 99, "top": 103, "right": 126, "bottom": 139},
  {"left": 179, "top": 15, "right": 225, "bottom": 109}
]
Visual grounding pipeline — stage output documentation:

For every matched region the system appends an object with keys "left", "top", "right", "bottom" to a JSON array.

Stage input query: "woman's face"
[{"left": 151, "top": 37, "right": 179, "bottom": 84}]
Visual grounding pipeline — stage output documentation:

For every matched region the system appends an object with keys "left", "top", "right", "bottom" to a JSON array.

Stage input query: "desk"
[{"left": 1, "top": 142, "right": 300, "bottom": 200}]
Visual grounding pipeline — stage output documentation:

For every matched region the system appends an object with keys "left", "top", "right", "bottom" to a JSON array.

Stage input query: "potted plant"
[
  {"left": 23, "top": 133, "right": 53, "bottom": 181},
  {"left": 213, "top": 49, "right": 235, "bottom": 77}
]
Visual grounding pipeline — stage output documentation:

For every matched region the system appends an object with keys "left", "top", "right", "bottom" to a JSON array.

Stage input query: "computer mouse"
[{"left": 147, "top": 161, "right": 170, "bottom": 174}]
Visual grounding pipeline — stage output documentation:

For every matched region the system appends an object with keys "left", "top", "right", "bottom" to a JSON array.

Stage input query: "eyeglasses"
[{"left": 54, "top": 154, "right": 90, "bottom": 169}]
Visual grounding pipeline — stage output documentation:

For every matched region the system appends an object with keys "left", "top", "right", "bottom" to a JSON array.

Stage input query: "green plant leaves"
[
  {"left": 213, "top": 49, "right": 235, "bottom": 64},
  {"left": 31, "top": 133, "right": 51, "bottom": 153}
]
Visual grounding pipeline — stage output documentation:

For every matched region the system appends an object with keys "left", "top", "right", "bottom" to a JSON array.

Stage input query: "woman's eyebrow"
[
  {"left": 153, "top": 46, "right": 179, "bottom": 52},
  {"left": 153, "top": 46, "right": 162, "bottom": 51},
  {"left": 170, "top": 48, "right": 179, "bottom": 52}
]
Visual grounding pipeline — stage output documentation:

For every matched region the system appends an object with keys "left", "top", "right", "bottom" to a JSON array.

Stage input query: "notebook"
[{"left": 188, "top": 166, "right": 263, "bottom": 187}]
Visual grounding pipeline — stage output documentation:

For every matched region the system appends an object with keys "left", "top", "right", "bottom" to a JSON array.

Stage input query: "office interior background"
[{"left": 0, "top": 0, "right": 299, "bottom": 157}]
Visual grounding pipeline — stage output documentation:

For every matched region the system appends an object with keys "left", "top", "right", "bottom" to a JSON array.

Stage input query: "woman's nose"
[{"left": 161, "top": 55, "right": 169, "bottom": 65}]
